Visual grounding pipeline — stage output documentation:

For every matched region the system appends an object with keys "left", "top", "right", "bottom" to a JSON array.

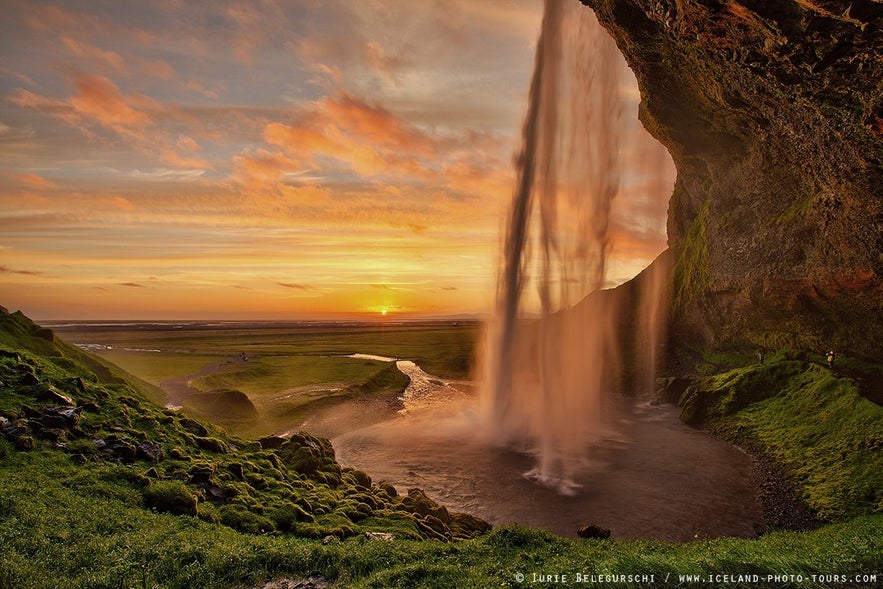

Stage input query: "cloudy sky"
[{"left": 0, "top": 0, "right": 672, "bottom": 320}]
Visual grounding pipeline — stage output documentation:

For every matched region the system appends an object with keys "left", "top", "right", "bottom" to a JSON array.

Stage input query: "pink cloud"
[
  {"left": 7, "top": 173, "right": 58, "bottom": 190},
  {"left": 62, "top": 37, "right": 128, "bottom": 74}
]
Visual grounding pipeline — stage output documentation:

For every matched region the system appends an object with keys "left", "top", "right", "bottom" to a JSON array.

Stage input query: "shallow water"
[{"left": 334, "top": 391, "right": 762, "bottom": 541}]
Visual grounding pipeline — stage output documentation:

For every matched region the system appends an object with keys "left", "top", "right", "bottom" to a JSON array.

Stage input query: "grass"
[
  {"left": 679, "top": 352, "right": 883, "bottom": 520},
  {"left": 0, "top": 455, "right": 880, "bottom": 588},
  {"left": 54, "top": 322, "right": 476, "bottom": 438},
  {"left": 99, "top": 350, "right": 223, "bottom": 385},
  {"left": 190, "top": 355, "right": 385, "bottom": 396},
  {"left": 3, "top": 311, "right": 883, "bottom": 587},
  {"left": 56, "top": 322, "right": 480, "bottom": 380}
]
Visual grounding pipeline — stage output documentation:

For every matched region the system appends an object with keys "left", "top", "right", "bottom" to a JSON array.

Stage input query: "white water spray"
[{"left": 484, "top": 0, "right": 673, "bottom": 492}]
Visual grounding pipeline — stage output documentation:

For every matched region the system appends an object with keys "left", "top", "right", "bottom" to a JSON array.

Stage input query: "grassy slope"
[
  {"left": 679, "top": 351, "right": 883, "bottom": 520},
  {"left": 2, "top": 312, "right": 882, "bottom": 587}
]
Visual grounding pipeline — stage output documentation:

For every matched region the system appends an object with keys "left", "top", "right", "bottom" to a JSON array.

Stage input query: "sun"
[{"left": 380, "top": 308, "right": 388, "bottom": 316}]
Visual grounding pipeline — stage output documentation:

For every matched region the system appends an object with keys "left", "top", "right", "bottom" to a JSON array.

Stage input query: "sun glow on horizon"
[{"left": 0, "top": 1, "right": 671, "bottom": 321}]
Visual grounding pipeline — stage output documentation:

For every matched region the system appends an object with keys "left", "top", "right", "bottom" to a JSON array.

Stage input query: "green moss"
[
  {"left": 673, "top": 200, "right": 711, "bottom": 310},
  {"left": 142, "top": 481, "right": 198, "bottom": 516},
  {"left": 218, "top": 504, "right": 275, "bottom": 534},
  {"left": 680, "top": 356, "right": 883, "bottom": 520}
]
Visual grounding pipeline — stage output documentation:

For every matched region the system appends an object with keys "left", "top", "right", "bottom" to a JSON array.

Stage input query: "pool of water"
[{"left": 334, "top": 390, "right": 762, "bottom": 541}]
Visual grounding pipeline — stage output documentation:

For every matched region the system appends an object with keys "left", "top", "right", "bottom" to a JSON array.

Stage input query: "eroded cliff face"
[{"left": 583, "top": 0, "right": 883, "bottom": 359}]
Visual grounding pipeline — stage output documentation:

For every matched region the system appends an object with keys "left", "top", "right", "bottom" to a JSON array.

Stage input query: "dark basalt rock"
[
  {"left": 258, "top": 435, "right": 287, "bottom": 449},
  {"left": 37, "top": 387, "right": 75, "bottom": 407},
  {"left": 577, "top": 523, "right": 612, "bottom": 539},
  {"left": 136, "top": 441, "right": 164, "bottom": 463},
  {"left": 582, "top": 0, "right": 883, "bottom": 359},
  {"left": 19, "top": 372, "right": 40, "bottom": 387}
]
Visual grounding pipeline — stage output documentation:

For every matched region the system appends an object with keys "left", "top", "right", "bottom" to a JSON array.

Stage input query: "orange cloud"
[
  {"left": 68, "top": 74, "right": 155, "bottom": 136},
  {"left": 7, "top": 173, "right": 58, "bottom": 190},
  {"left": 62, "top": 37, "right": 127, "bottom": 74},
  {"left": 258, "top": 93, "right": 508, "bottom": 195}
]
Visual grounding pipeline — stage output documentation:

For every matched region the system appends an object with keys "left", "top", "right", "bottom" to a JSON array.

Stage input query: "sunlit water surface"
[{"left": 334, "top": 366, "right": 762, "bottom": 541}]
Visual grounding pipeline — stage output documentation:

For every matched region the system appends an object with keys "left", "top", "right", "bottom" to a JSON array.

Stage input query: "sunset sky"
[{"left": 0, "top": 0, "right": 673, "bottom": 320}]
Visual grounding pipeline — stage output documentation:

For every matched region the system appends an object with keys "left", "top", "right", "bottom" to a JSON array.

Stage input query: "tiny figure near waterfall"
[{"left": 826, "top": 350, "right": 835, "bottom": 369}]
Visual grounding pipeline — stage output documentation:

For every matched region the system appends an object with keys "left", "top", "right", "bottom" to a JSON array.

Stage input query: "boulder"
[
  {"left": 19, "top": 372, "right": 40, "bottom": 387},
  {"left": 37, "top": 387, "right": 75, "bottom": 407},
  {"left": 258, "top": 435, "right": 287, "bottom": 449},
  {"left": 136, "top": 441, "right": 164, "bottom": 463},
  {"left": 402, "top": 488, "right": 451, "bottom": 525},
  {"left": 450, "top": 512, "right": 492, "bottom": 539},
  {"left": 577, "top": 523, "right": 611, "bottom": 539}
]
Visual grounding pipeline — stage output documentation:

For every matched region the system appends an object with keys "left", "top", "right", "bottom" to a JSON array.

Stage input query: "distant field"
[{"left": 52, "top": 321, "right": 481, "bottom": 438}]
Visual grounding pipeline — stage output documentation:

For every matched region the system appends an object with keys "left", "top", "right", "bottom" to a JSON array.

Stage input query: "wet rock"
[
  {"left": 36, "top": 428, "right": 67, "bottom": 444},
  {"left": 655, "top": 378, "right": 693, "bottom": 405},
  {"left": 136, "top": 441, "right": 164, "bottom": 463},
  {"left": 577, "top": 524, "right": 611, "bottom": 539},
  {"left": 207, "top": 485, "right": 227, "bottom": 501},
  {"left": 364, "top": 531, "right": 395, "bottom": 541},
  {"left": 188, "top": 464, "right": 216, "bottom": 485},
  {"left": 79, "top": 401, "right": 100, "bottom": 413},
  {"left": 38, "top": 406, "right": 80, "bottom": 429},
  {"left": 105, "top": 434, "right": 137, "bottom": 462},
  {"left": 91, "top": 438, "right": 107, "bottom": 451},
  {"left": 320, "top": 535, "right": 339, "bottom": 545},
  {"left": 258, "top": 435, "right": 287, "bottom": 449},
  {"left": 0, "top": 416, "right": 8, "bottom": 429},
  {"left": 38, "top": 387, "right": 75, "bottom": 407},
  {"left": 19, "top": 372, "right": 40, "bottom": 387},
  {"left": 2, "top": 421, "right": 32, "bottom": 450}
]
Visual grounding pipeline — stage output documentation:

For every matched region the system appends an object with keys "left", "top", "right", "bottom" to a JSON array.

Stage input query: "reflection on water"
[{"left": 334, "top": 393, "right": 762, "bottom": 541}]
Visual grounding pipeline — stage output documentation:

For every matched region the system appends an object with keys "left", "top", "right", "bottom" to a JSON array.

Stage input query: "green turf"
[{"left": 4, "top": 312, "right": 882, "bottom": 588}]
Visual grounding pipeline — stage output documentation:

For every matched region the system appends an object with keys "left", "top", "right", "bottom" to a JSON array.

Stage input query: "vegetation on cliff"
[
  {"left": 679, "top": 351, "right": 883, "bottom": 521},
  {"left": 1, "top": 308, "right": 881, "bottom": 587}
]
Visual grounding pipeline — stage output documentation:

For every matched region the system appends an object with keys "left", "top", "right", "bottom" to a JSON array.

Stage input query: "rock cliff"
[{"left": 583, "top": 0, "right": 882, "bottom": 359}]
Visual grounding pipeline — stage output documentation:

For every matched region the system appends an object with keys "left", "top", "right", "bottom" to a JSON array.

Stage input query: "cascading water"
[{"left": 484, "top": 0, "right": 673, "bottom": 493}]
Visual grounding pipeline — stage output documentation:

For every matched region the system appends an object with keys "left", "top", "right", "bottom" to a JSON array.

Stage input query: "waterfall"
[{"left": 483, "top": 0, "right": 673, "bottom": 493}]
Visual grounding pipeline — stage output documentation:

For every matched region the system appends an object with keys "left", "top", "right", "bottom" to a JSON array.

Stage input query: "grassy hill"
[{"left": 1, "top": 307, "right": 881, "bottom": 588}]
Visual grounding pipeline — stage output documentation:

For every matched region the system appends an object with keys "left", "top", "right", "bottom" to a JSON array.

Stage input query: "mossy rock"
[
  {"left": 415, "top": 514, "right": 451, "bottom": 541},
  {"left": 178, "top": 417, "right": 208, "bottom": 437},
  {"left": 267, "top": 502, "right": 314, "bottom": 531},
  {"left": 218, "top": 505, "right": 274, "bottom": 534},
  {"left": 142, "top": 481, "right": 198, "bottom": 516},
  {"left": 401, "top": 488, "right": 451, "bottom": 525},
  {"left": 450, "top": 512, "right": 492, "bottom": 539},
  {"left": 193, "top": 436, "right": 228, "bottom": 454}
]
